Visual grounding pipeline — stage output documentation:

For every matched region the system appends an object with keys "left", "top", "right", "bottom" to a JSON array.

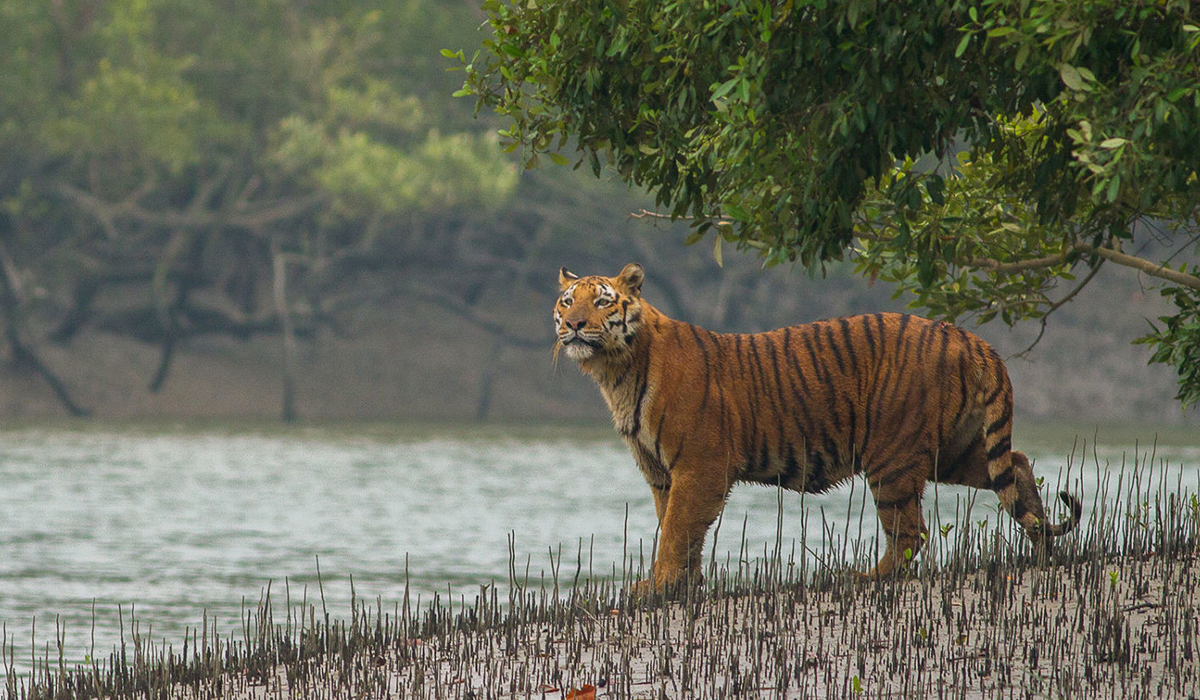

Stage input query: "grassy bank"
[{"left": 5, "top": 452, "right": 1199, "bottom": 700}]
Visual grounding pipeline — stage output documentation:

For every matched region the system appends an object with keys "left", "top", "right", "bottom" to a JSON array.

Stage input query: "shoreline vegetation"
[{"left": 5, "top": 451, "right": 1199, "bottom": 699}]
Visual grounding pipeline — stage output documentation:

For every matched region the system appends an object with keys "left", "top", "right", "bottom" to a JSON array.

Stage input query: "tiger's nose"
[{"left": 564, "top": 318, "right": 587, "bottom": 331}]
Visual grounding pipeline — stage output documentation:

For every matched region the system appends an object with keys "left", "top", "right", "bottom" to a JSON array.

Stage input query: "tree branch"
[
  {"left": 959, "top": 251, "right": 1075, "bottom": 273},
  {"left": 952, "top": 243, "right": 1200, "bottom": 291},
  {"left": 1079, "top": 244, "right": 1200, "bottom": 292},
  {"left": 53, "top": 183, "right": 323, "bottom": 233},
  {"left": 1012, "top": 259, "right": 1106, "bottom": 360},
  {"left": 406, "top": 286, "right": 545, "bottom": 350}
]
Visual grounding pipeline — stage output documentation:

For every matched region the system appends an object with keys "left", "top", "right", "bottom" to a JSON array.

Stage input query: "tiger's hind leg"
[{"left": 863, "top": 469, "right": 929, "bottom": 579}]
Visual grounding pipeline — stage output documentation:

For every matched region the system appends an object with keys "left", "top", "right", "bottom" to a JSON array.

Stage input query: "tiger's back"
[
  {"left": 642, "top": 314, "right": 1002, "bottom": 492},
  {"left": 555, "top": 263, "right": 1081, "bottom": 590}
]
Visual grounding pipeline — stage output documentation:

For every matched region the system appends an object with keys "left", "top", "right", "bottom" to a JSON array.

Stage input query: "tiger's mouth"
[{"left": 559, "top": 333, "right": 602, "bottom": 359}]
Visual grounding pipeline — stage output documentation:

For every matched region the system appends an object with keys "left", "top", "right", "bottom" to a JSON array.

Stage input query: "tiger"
[{"left": 554, "top": 262, "right": 1082, "bottom": 592}]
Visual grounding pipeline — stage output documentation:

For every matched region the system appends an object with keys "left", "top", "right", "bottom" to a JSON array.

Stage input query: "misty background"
[{"left": 0, "top": 0, "right": 1195, "bottom": 428}]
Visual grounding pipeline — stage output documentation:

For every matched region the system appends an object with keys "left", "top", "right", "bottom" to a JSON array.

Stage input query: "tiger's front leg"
[
  {"left": 644, "top": 471, "right": 730, "bottom": 594},
  {"left": 650, "top": 483, "right": 669, "bottom": 523}
]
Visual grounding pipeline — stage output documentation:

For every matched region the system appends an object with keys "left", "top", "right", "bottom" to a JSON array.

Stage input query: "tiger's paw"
[{"left": 627, "top": 570, "right": 699, "bottom": 602}]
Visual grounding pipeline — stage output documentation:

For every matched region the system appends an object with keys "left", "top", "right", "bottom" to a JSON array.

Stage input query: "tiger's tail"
[
  {"left": 1041, "top": 490, "right": 1083, "bottom": 537},
  {"left": 979, "top": 362, "right": 1046, "bottom": 537},
  {"left": 983, "top": 360, "right": 1084, "bottom": 540}
]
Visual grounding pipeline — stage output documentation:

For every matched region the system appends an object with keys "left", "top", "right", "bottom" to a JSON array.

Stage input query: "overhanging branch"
[
  {"left": 1079, "top": 244, "right": 1200, "bottom": 292},
  {"left": 954, "top": 244, "right": 1200, "bottom": 292}
]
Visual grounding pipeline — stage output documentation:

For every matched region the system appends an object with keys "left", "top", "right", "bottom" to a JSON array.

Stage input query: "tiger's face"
[{"left": 554, "top": 263, "right": 646, "bottom": 362}]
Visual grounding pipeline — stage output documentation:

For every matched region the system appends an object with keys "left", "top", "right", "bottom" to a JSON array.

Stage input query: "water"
[{"left": 0, "top": 422, "right": 1197, "bottom": 676}]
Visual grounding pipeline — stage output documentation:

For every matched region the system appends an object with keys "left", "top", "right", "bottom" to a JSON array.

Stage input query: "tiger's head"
[{"left": 554, "top": 263, "right": 646, "bottom": 363}]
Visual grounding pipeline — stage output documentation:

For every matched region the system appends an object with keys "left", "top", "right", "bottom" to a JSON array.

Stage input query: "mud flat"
[
  {"left": 7, "top": 543, "right": 1197, "bottom": 699},
  {"left": 175, "top": 555, "right": 1199, "bottom": 699}
]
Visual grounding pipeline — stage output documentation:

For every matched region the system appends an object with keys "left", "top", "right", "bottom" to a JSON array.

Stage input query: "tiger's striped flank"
[{"left": 554, "top": 263, "right": 1083, "bottom": 592}]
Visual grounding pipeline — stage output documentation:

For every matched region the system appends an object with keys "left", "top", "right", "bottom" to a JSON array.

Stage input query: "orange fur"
[{"left": 554, "top": 264, "right": 1082, "bottom": 591}]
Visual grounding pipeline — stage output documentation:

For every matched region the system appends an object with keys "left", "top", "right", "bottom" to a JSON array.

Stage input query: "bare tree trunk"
[
  {"left": 474, "top": 337, "right": 504, "bottom": 422},
  {"left": 0, "top": 238, "right": 89, "bottom": 417},
  {"left": 272, "top": 236, "right": 298, "bottom": 423}
]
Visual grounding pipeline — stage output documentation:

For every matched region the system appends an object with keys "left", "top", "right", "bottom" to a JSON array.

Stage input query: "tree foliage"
[
  {"left": 0, "top": 0, "right": 518, "bottom": 415},
  {"left": 462, "top": 0, "right": 1200, "bottom": 408}
]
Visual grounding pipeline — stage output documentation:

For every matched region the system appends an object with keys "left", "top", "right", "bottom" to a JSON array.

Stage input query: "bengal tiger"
[{"left": 554, "top": 262, "right": 1082, "bottom": 592}]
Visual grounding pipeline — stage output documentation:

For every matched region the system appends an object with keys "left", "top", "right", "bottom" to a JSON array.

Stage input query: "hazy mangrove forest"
[{"left": 0, "top": 0, "right": 1197, "bottom": 426}]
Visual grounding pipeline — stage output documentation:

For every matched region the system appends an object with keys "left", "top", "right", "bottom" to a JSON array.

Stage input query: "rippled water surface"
[{"left": 1, "top": 422, "right": 1197, "bottom": 675}]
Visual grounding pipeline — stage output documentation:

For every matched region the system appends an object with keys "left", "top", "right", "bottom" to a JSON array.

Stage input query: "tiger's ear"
[
  {"left": 617, "top": 263, "right": 644, "bottom": 296},
  {"left": 559, "top": 267, "right": 579, "bottom": 290}
]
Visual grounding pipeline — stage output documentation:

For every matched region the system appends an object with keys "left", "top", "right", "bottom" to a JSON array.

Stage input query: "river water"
[{"left": 1, "top": 422, "right": 1197, "bottom": 676}]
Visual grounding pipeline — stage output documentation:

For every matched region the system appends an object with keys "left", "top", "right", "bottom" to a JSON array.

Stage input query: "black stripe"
[
  {"left": 991, "top": 467, "right": 1015, "bottom": 491},
  {"left": 873, "top": 492, "right": 918, "bottom": 510},
  {"left": 804, "top": 329, "right": 844, "bottom": 434},
  {"left": 871, "top": 465, "right": 912, "bottom": 488},
  {"left": 838, "top": 317, "right": 858, "bottom": 370},
  {"left": 860, "top": 315, "right": 877, "bottom": 360},
  {"left": 765, "top": 337, "right": 790, "bottom": 463},
  {"left": 745, "top": 335, "right": 764, "bottom": 459},
  {"left": 800, "top": 332, "right": 840, "bottom": 424},
  {"left": 689, "top": 324, "right": 713, "bottom": 414},
  {"left": 983, "top": 375, "right": 1006, "bottom": 406},
  {"left": 958, "top": 340, "right": 972, "bottom": 406},
  {"left": 824, "top": 323, "right": 847, "bottom": 375},
  {"left": 806, "top": 450, "right": 830, "bottom": 492},
  {"left": 800, "top": 335, "right": 830, "bottom": 400},
  {"left": 782, "top": 441, "right": 803, "bottom": 485},
  {"left": 984, "top": 414, "right": 1010, "bottom": 436},
  {"left": 934, "top": 324, "right": 951, "bottom": 373},
  {"left": 668, "top": 440, "right": 685, "bottom": 470},
  {"left": 986, "top": 437, "right": 1011, "bottom": 462},
  {"left": 653, "top": 410, "right": 667, "bottom": 462},
  {"left": 629, "top": 355, "right": 651, "bottom": 437},
  {"left": 783, "top": 339, "right": 819, "bottom": 441},
  {"left": 894, "top": 314, "right": 912, "bottom": 347}
]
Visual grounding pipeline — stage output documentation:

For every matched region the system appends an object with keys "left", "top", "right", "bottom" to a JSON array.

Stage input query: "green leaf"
[
  {"left": 711, "top": 78, "right": 739, "bottom": 101},
  {"left": 1099, "top": 137, "right": 1128, "bottom": 149},
  {"left": 1014, "top": 43, "right": 1030, "bottom": 70},
  {"left": 713, "top": 235, "right": 724, "bottom": 267},
  {"left": 954, "top": 33, "right": 971, "bottom": 58},
  {"left": 1059, "top": 64, "right": 1083, "bottom": 90}
]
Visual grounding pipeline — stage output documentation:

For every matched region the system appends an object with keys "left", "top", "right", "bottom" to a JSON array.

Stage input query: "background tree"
[
  {"left": 0, "top": 0, "right": 516, "bottom": 417},
  {"left": 461, "top": 0, "right": 1200, "bottom": 407}
]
